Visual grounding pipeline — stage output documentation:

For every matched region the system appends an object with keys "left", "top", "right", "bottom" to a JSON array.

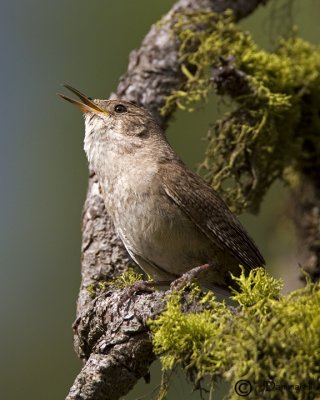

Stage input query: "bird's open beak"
[{"left": 58, "top": 84, "right": 106, "bottom": 114}]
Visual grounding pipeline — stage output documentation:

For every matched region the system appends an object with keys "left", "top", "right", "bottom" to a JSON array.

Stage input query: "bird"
[{"left": 59, "top": 85, "right": 265, "bottom": 293}]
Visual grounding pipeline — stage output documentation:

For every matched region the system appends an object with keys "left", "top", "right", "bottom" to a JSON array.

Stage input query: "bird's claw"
[{"left": 117, "top": 280, "right": 156, "bottom": 313}]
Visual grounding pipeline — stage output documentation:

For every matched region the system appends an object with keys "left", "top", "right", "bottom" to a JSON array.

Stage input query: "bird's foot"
[
  {"left": 117, "top": 280, "right": 156, "bottom": 312},
  {"left": 170, "top": 263, "right": 210, "bottom": 292}
]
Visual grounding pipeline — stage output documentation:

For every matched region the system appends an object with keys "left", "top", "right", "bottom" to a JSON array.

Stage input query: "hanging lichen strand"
[{"left": 161, "top": 11, "right": 320, "bottom": 213}]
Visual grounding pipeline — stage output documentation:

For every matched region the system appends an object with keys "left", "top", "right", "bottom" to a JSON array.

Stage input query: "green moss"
[
  {"left": 162, "top": 11, "right": 320, "bottom": 213},
  {"left": 86, "top": 267, "right": 143, "bottom": 298},
  {"left": 149, "top": 269, "right": 320, "bottom": 399}
]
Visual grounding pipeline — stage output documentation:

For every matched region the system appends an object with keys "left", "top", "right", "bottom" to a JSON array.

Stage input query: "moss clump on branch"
[
  {"left": 162, "top": 11, "right": 320, "bottom": 213},
  {"left": 149, "top": 268, "right": 320, "bottom": 399},
  {"left": 86, "top": 267, "right": 143, "bottom": 297}
]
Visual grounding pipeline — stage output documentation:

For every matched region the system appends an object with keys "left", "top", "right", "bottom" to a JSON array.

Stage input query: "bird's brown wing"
[{"left": 161, "top": 161, "right": 265, "bottom": 269}]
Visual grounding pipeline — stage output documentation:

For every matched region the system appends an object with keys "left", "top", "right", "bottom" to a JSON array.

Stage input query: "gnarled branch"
[{"left": 66, "top": 1, "right": 272, "bottom": 399}]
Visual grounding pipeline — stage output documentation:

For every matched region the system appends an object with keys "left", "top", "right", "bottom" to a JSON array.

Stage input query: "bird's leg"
[
  {"left": 170, "top": 263, "right": 211, "bottom": 292},
  {"left": 120, "top": 278, "right": 173, "bottom": 296},
  {"left": 118, "top": 264, "right": 211, "bottom": 312}
]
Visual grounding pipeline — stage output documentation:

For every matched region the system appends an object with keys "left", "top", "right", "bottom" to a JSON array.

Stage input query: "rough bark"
[
  {"left": 66, "top": 1, "right": 270, "bottom": 399},
  {"left": 69, "top": 290, "right": 166, "bottom": 400},
  {"left": 292, "top": 176, "right": 320, "bottom": 282}
]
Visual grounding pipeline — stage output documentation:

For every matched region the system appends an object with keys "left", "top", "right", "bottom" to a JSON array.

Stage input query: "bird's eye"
[{"left": 114, "top": 104, "right": 127, "bottom": 113}]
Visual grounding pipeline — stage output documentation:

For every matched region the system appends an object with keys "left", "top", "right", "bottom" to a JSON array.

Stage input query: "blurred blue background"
[{"left": 0, "top": 1, "right": 319, "bottom": 399}]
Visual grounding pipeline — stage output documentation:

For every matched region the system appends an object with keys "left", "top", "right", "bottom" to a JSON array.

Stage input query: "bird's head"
[{"left": 58, "top": 85, "right": 162, "bottom": 168}]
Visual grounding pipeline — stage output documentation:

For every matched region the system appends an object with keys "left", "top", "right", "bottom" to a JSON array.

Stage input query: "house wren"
[{"left": 59, "top": 85, "right": 265, "bottom": 293}]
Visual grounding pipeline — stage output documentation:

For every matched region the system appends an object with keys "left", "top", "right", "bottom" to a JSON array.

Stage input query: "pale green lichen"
[
  {"left": 149, "top": 268, "right": 320, "bottom": 399},
  {"left": 162, "top": 11, "right": 320, "bottom": 213}
]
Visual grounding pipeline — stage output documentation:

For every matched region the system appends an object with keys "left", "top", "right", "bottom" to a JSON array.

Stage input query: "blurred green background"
[{"left": 1, "top": 1, "right": 319, "bottom": 399}]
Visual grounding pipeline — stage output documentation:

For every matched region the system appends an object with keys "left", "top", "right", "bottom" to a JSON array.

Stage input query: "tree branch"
[
  {"left": 292, "top": 176, "right": 320, "bottom": 282},
  {"left": 66, "top": 1, "right": 270, "bottom": 399}
]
